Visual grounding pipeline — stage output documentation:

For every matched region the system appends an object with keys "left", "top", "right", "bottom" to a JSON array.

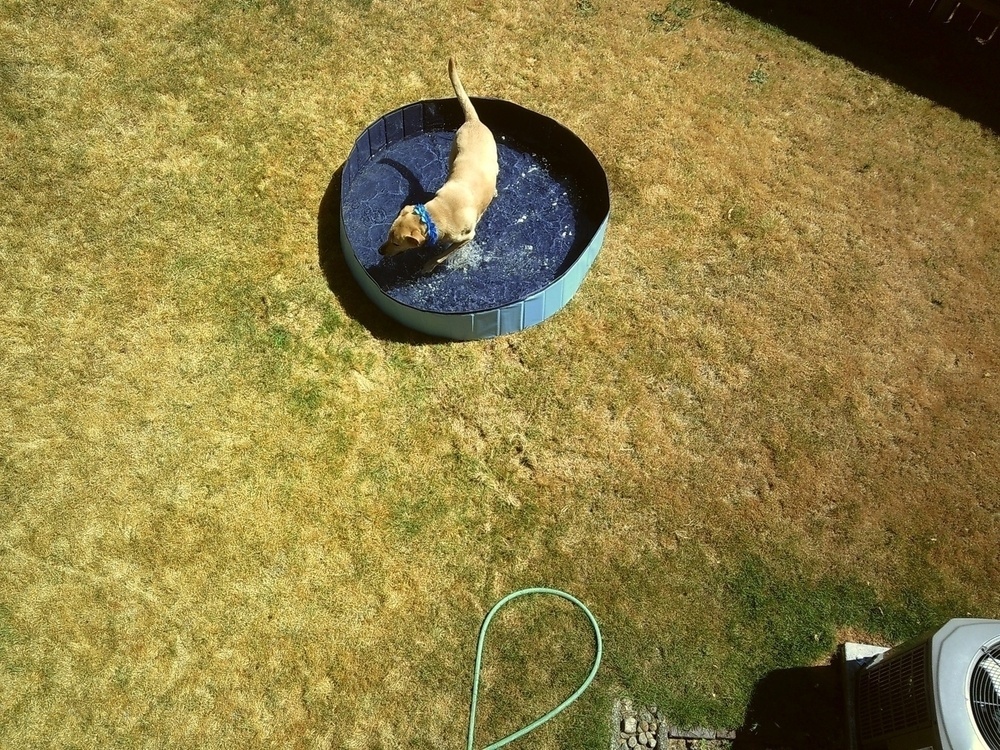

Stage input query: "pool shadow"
[
  {"left": 316, "top": 163, "right": 440, "bottom": 345},
  {"left": 722, "top": 0, "right": 1000, "bottom": 133},
  {"left": 733, "top": 660, "right": 847, "bottom": 749}
]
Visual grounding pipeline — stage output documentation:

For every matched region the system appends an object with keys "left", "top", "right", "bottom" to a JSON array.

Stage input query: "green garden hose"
[{"left": 466, "top": 588, "right": 603, "bottom": 750}]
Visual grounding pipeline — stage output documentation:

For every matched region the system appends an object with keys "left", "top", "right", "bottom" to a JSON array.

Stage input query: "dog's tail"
[{"left": 449, "top": 56, "right": 479, "bottom": 122}]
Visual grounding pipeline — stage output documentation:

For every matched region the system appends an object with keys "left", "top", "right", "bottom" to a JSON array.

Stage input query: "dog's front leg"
[{"left": 422, "top": 239, "right": 471, "bottom": 274}]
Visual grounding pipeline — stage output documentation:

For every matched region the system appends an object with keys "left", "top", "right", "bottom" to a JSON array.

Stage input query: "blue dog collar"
[{"left": 413, "top": 204, "right": 438, "bottom": 247}]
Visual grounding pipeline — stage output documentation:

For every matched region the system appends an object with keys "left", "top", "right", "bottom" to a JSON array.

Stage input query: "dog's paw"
[{"left": 421, "top": 258, "right": 444, "bottom": 274}]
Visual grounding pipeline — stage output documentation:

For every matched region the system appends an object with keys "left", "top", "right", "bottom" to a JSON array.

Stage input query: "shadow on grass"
[
  {"left": 723, "top": 0, "right": 1000, "bottom": 133},
  {"left": 316, "top": 163, "right": 439, "bottom": 345},
  {"left": 733, "top": 661, "right": 846, "bottom": 750}
]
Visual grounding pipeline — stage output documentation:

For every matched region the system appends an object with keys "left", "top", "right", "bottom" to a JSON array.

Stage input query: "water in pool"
[{"left": 342, "top": 131, "right": 594, "bottom": 313}]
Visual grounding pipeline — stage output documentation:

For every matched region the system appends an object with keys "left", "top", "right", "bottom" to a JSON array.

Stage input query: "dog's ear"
[
  {"left": 397, "top": 205, "right": 412, "bottom": 218},
  {"left": 404, "top": 232, "right": 422, "bottom": 245}
]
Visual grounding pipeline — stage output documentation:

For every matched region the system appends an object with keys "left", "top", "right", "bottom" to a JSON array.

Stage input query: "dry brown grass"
[{"left": 2, "top": 0, "right": 999, "bottom": 747}]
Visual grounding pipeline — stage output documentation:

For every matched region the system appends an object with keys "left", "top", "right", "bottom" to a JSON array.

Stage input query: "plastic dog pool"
[{"left": 340, "top": 97, "right": 610, "bottom": 340}]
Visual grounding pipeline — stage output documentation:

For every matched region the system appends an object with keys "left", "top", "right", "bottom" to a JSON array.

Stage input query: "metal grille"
[
  {"left": 971, "top": 641, "right": 1000, "bottom": 750},
  {"left": 856, "top": 642, "right": 932, "bottom": 742},
  {"left": 910, "top": 0, "right": 1000, "bottom": 44}
]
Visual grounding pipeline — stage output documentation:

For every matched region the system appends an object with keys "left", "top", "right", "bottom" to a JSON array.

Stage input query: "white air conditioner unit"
[{"left": 854, "top": 618, "right": 1000, "bottom": 750}]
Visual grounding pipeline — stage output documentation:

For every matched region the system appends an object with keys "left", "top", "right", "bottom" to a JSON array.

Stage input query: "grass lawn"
[{"left": 2, "top": 0, "right": 999, "bottom": 747}]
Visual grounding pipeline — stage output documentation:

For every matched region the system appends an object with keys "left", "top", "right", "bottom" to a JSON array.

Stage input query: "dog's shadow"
[
  {"left": 316, "top": 163, "right": 439, "bottom": 345},
  {"left": 379, "top": 157, "right": 436, "bottom": 206}
]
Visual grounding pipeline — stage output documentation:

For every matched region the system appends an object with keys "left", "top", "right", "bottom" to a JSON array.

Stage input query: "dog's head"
[{"left": 379, "top": 206, "right": 427, "bottom": 256}]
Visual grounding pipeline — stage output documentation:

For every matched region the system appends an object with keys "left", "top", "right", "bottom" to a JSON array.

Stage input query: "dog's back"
[{"left": 444, "top": 57, "right": 498, "bottom": 216}]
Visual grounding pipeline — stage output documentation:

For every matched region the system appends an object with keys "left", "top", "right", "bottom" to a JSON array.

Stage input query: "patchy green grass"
[{"left": 2, "top": 0, "right": 999, "bottom": 748}]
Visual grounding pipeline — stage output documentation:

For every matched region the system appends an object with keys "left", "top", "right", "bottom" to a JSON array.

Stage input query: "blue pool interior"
[{"left": 341, "top": 98, "right": 610, "bottom": 315}]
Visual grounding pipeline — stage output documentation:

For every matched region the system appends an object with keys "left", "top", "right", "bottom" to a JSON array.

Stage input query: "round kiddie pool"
[{"left": 340, "top": 97, "right": 610, "bottom": 340}]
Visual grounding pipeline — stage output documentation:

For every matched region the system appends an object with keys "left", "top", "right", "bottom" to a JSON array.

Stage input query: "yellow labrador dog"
[{"left": 379, "top": 57, "right": 499, "bottom": 272}]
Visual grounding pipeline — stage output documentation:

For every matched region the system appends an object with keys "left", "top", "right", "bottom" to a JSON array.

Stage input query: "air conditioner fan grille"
[{"left": 971, "top": 642, "right": 1000, "bottom": 750}]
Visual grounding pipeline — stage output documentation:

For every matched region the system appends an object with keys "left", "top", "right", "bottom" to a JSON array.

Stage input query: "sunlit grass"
[{"left": 2, "top": 0, "right": 999, "bottom": 747}]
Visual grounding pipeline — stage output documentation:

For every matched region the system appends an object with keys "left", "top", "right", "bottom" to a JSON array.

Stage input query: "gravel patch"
[{"left": 612, "top": 698, "right": 735, "bottom": 750}]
